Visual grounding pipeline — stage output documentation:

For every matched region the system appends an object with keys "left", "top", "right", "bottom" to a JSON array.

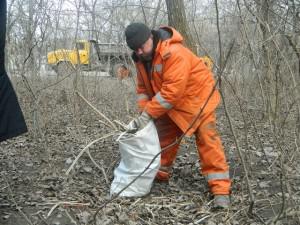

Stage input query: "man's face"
[{"left": 135, "top": 35, "right": 153, "bottom": 61}]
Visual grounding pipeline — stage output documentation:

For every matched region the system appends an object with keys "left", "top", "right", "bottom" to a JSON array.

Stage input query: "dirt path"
[{"left": 0, "top": 76, "right": 299, "bottom": 225}]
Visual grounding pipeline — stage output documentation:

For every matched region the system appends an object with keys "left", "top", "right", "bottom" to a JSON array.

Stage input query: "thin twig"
[
  {"left": 220, "top": 66, "right": 255, "bottom": 215},
  {"left": 194, "top": 215, "right": 211, "bottom": 224},
  {"left": 97, "top": 119, "right": 113, "bottom": 128},
  {"left": 47, "top": 201, "right": 90, "bottom": 218},
  {"left": 86, "top": 149, "right": 109, "bottom": 185},
  {"left": 64, "top": 208, "right": 78, "bottom": 225},
  {"left": 113, "top": 119, "right": 128, "bottom": 130},
  {"left": 216, "top": 0, "right": 256, "bottom": 215},
  {"left": 76, "top": 91, "right": 118, "bottom": 130},
  {"left": 66, "top": 132, "right": 115, "bottom": 175}
]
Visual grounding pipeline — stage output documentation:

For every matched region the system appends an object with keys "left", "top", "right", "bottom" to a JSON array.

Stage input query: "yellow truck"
[
  {"left": 47, "top": 39, "right": 214, "bottom": 78},
  {"left": 47, "top": 40, "right": 132, "bottom": 78}
]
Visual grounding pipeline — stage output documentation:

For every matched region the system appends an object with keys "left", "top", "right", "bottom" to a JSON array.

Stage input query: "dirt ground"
[{"left": 0, "top": 75, "right": 299, "bottom": 225}]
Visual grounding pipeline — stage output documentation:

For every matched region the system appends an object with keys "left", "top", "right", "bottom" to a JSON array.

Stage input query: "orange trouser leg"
[
  {"left": 155, "top": 115, "right": 183, "bottom": 181},
  {"left": 195, "top": 112, "right": 231, "bottom": 195}
]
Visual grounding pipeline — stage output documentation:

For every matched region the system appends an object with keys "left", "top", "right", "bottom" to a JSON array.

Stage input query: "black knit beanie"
[{"left": 125, "top": 23, "right": 151, "bottom": 50}]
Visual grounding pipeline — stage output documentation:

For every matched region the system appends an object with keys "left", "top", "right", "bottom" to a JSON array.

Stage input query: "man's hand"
[{"left": 126, "top": 111, "right": 152, "bottom": 132}]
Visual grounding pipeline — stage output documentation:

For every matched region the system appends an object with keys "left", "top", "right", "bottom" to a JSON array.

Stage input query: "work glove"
[{"left": 126, "top": 111, "right": 152, "bottom": 133}]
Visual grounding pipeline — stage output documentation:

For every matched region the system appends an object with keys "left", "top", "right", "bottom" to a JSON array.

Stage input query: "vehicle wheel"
[{"left": 57, "top": 62, "right": 74, "bottom": 76}]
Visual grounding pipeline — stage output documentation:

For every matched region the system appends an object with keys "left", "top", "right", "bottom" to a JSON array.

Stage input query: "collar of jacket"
[{"left": 131, "top": 26, "right": 183, "bottom": 63}]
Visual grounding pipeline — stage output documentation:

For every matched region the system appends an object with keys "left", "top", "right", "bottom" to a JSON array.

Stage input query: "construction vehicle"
[
  {"left": 47, "top": 39, "right": 215, "bottom": 79},
  {"left": 47, "top": 40, "right": 132, "bottom": 78}
]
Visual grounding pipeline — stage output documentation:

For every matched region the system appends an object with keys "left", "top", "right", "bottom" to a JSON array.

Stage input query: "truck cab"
[{"left": 47, "top": 40, "right": 133, "bottom": 78}]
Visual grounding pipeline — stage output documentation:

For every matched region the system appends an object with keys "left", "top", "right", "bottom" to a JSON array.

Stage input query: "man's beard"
[{"left": 138, "top": 51, "right": 153, "bottom": 61}]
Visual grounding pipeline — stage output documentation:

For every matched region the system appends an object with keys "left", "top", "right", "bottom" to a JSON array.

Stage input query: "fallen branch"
[
  {"left": 86, "top": 149, "right": 109, "bottom": 184},
  {"left": 113, "top": 119, "right": 128, "bottom": 130},
  {"left": 47, "top": 201, "right": 90, "bottom": 218},
  {"left": 66, "top": 132, "right": 116, "bottom": 175},
  {"left": 97, "top": 119, "right": 113, "bottom": 128},
  {"left": 76, "top": 91, "right": 118, "bottom": 130}
]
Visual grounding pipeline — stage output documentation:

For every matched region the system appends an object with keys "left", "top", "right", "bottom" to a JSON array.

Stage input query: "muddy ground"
[{"left": 0, "top": 75, "right": 299, "bottom": 225}]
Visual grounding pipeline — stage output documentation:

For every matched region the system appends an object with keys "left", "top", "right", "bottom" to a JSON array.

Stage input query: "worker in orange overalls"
[{"left": 124, "top": 23, "right": 231, "bottom": 209}]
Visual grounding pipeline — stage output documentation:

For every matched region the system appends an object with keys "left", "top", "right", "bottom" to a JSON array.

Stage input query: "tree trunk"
[
  {"left": 256, "top": 0, "right": 277, "bottom": 123},
  {"left": 26, "top": 0, "right": 35, "bottom": 72},
  {"left": 165, "top": 0, "right": 197, "bottom": 54}
]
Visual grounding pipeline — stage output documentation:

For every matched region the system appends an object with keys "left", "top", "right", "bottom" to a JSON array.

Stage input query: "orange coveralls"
[{"left": 134, "top": 27, "right": 231, "bottom": 195}]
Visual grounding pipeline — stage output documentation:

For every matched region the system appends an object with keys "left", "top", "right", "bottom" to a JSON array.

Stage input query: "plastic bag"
[{"left": 110, "top": 120, "right": 161, "bottom": 197}]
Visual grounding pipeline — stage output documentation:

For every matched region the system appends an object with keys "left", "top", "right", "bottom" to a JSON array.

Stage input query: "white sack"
[{"left": 110, "top": 121, "right": 161, "bottom": 197}]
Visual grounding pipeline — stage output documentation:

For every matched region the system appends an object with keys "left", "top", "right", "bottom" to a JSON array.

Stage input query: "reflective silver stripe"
[
  {"left": 205, "top": 172, "right": 230, "bottom": 180},
  {"left": 159, "top": 166, "right": 171, "bottom": 172},
  {"left": 154, "top": 64, "right": 163, "bottom": 73},
  {"left": 137, "top": 93, "right": 149, "bottom": 101},
  {"left": 155, "top": 92, "right": 173, "bottom": 109}
]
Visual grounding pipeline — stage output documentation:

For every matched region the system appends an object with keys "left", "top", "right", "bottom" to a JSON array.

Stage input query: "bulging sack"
[{"left": 110, "top": 121, "right": 161, "bottom": 197}]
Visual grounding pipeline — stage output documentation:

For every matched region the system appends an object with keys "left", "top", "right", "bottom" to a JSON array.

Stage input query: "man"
[
  {"left": 0, "top": 0, "right": 27, "bottom": 142},
  {"left": 124, "top": 23, "right": 231, "bottom": 209}
]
